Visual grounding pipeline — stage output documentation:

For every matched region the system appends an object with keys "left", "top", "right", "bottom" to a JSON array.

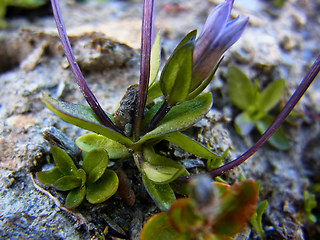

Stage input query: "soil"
[{"left": 0, "top": 0, "right": 320, "bottom": 239}]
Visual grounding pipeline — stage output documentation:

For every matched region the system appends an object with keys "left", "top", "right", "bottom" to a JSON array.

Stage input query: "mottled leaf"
[
  {"left": 42, "top": 93, "right": 133, "bottom": 147},
  {"left": 76, "top": 133, "right": 130, "bottom": 159},
  {"left": 65, "top": 186, "right": 86, "bottom": 209},
  {"left": 86, "top": 169, "right": 119, "bottom": 204},
  {"left": 139, "top": 92, "right": 213, "bottom": 144},
  {"left": 142, "top": 174, "right": 176, "bottom": 211},
  {"left": 36, "top": 167, "right": 64, "bottom": 186},
  {"left": 51, "top": 146, "right": 78, "bottom": 176},
  {"left": 82, "top": 149, "right": 109, "bottom": 183},
  {"left": 227, "top": 66, "right": 256, "bottom": 111},
  {"left": 53, "top": 175, "right": 82, "bottom": 191}
]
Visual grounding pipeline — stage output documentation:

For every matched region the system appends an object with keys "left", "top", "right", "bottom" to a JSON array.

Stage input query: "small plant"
[
  {"left": 37, "top": 146, "right": 118, "bottom": 208},
  {"left": 227, "top": 66, "right": 290, "bottom": 150},
  {"left": 141, "top": 175, "right": 258, "bottom": 240},
  {"left": 35, "top": 0, "right": 320, "bottom": 238}
]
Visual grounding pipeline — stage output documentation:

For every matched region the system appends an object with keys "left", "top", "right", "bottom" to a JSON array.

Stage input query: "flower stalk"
[
  {"left": 50, "top": 0, "right": 122, "bottom": 134},
  {"left": 133, "top": 0, "right": 155, "bottom": 141}
]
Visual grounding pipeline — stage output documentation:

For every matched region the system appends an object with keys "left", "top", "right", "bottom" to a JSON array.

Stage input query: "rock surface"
[{"left": 0, "top": 0, "right": 319, "bottom": 239}]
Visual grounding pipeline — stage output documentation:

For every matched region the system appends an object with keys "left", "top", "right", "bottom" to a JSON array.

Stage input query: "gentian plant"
[{"left": 37, "top": 0, "right": 320, "bottom": 234}]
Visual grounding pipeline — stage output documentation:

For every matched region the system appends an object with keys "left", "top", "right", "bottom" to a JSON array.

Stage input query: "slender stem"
[
  {"left": 178, "top": 54, "right": 320, "bottom": 183},
  {"left": 145, "top": 100, "right": 171, "bottom": 133},
  {"left": 133, "top": 0, "right": 155, "bottom": 141},
  {"left": 50, "top": 0, "right": 122, "bottom": 134}
]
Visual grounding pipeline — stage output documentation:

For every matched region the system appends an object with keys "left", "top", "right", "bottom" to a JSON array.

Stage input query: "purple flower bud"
[{"left": 192, "top": 0, "right": 249, "bottom": 90}]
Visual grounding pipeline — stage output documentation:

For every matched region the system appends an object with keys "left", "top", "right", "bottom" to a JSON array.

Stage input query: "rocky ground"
[{"left": 0, "top": 0, "right": 319, "bottom": 239}]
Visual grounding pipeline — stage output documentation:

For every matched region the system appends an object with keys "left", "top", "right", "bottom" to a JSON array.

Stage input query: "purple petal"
[{"left": 214, "top": 16, "right": 249, "bottom": 52}]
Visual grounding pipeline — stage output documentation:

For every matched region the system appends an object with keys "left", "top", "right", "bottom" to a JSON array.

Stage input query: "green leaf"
[
  {"left": 147, "top": 81, "right": 163, "bottom": 102},
  {"left": 53, "top": 175, "right": 82, "bottom": 191},
  {"left": 250, "top": 200, "right": 268, "bottom": 240},
  {"left": 76, "top": 169, "right": 87, "bottom": 187},
  {"left": 234, "top": 112, "right": 256, "bottom": 136},
  {"left": 140, "top": 212, "right": 182, "bottom": 240},
  {"left": 82, "top": 149, "right": 109, "bottom": 183},
  {"left": 142, "top": 174, "right": 176, "bottom": 211},
  {"left": 212, "top": 180, "right": 258, "bottom": 236},
  {"left": 160, "top": 42, "right": 194, "bottom": 105},
  {"left": 207, "top": 148, "right": 229, "bottom": 171},
  {"left": 175, "top": 29, "right": 197, "bottom": 50},
  {"left": 257, "top": 79, "right": 285, "bottom": 113},
  {"left": 227, "top": 66, "right": 256, "bottom": 111},
  {"left": 65, "top": 186, "right": 86, "bottom": 209},
  {"left": 42, "top": 92, "right": 133, "bottom": 147},
  {"left": 76, "top": 133, "right": 130, "bottom": 159},
  {"left": 304, "top": 190, "right": 318, "bottom": 224},
  {"left": 36, "top": 167, "right": 64, "bottom": 186},
  {"left": 256, "top": 116, "right": 290, "bottom": 150},
  {"left": 142, "top": 146, "right": 188, "bottom": 183},
  {"left": 149, "top": 31, "right": 161, "bottom": 87},
  {"left": 86, "top": 169, "right": 119, "bottom": 204},
  {"left": 164, "top": 132, "right": 222, "bottom": 160},
  {"left": 139, "top": 92, "right": 213, "bottom": 144},
  {"left": 51, "top": 146, "right": 78, "bottom": 176}
]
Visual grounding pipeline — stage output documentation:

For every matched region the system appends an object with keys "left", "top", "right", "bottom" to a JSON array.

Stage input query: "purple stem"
[
  {"left": 178, "top": 54, "right": 320, "bottom": 183},
  {"left": 145, "top": 100, "right": 171, "bottom": 133},
  {"left": 133, "top": 0, "right": 155, "bottom": 141},
  {"left": 50, "top": 0, "right": 122, "bottom": 134}
]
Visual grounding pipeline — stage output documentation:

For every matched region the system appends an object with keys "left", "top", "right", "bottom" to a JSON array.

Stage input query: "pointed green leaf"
[
  {"left": 139, "top": 92, "right": 213, "bottom": 144},
  {"left": 36, "top": 167, "right": 64, "bottom": 186},
  {"left": 65, "top": 186, "right": 86, "bottom": 209},
  {"left": 142, "top": 174, "right": 176, "bottom": 211},
  {"left": 212, "top": 180, "right": 258, "bottom": 236},
  {"left": 234, "top": 112, "right": 256, "bottom": 135},
  {"left": 86, "top": 169, "right": 119, "bottom": 204},
  {"left": 140, "top": 212, "right": 182, "bottom": 240},
  {"left": 256, "top": 116, "right": 290, "bottom": 150},
  {"left": 164, "top": 132, "right": 221, "bottom": 159},
  {"left": 175, "top": 29, "right": 197, "bottom": 50},
  {"left": 42, "top": 92, "right": 133, "bottom": 147},
  {"left": 257, "top": 79, "right": 285, "bottom": 113},
  {"left": 76, "top": 133, "right": 130, "bottom": 159},
  {"left": 53, "top": 175, "right": 82, "bottom": 191},
  {"left": 51, "top": 146, "right": 78, "bottom": 176},
  {"left": 160, "top": 42, "right": 194, "bottom": 105},
  {"left": 149, "top": 31, "right": 161, "bottom": 87},
  {"left": 227, "top": 66, "right": 256, "bottom": 111},
  {"left": 82, "top": 149, "right": 109, "bottom": 183}
]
